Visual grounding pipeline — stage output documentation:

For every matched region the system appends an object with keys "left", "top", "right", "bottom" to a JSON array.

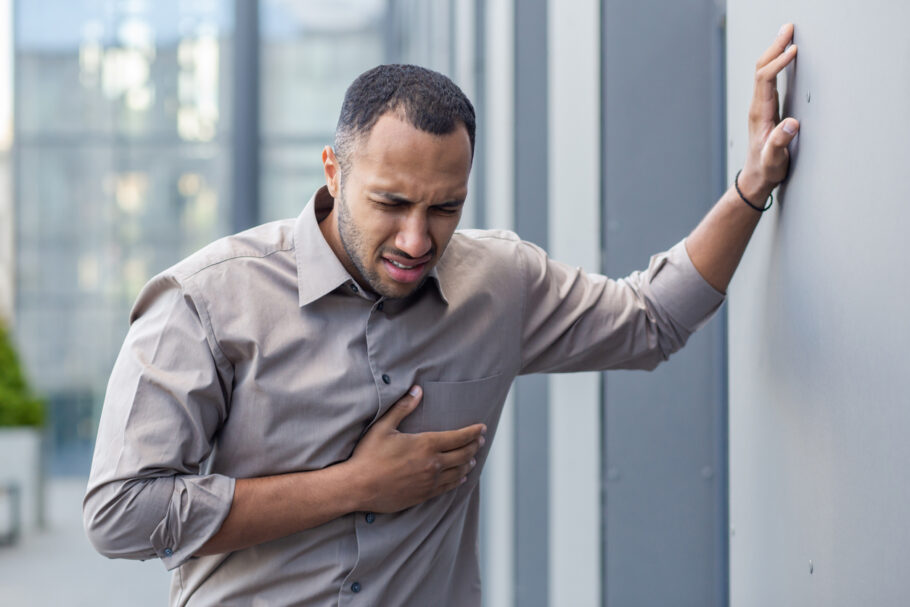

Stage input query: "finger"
[
  {"left": 437, "top": 440, "right": 481, "bottom": 471},
  {"left": 378, "top": 386, "right": 422, "bottom": 429},
  {"left": 425, "top": 422, "right": 487, "bottom": 452},
  {"left": 755, "top": 23, "right": 794, "bottom": 70},
  {"left": 756, "top": 43, "right": 797, "bottom": 83},
  {"left": 752, "top": 44, "right": 797, "bottom": 109},
  {"left": 432, "top": 472, "right": 470, "bottom": 497},
  {"left": 764, "top": 118, "right": 799, "bottom": 163},
  {"left": 435, "top": 458, "right": 476, "bottom": 486}
]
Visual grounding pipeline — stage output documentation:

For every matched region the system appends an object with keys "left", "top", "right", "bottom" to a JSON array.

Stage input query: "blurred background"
[{"left": 0, "top": 0, "right": 731, "bottom": 605}]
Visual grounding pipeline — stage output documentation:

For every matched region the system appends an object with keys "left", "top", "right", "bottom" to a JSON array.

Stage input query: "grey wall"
[
  {"left": 513, "top": 0, "right": 550, "bottom": 604},
  {"left": 602, "top": 1, "right": 728, "bottom": 605},
  {"left": 727, "top": 2, "right": 910, "bottom": 605}
]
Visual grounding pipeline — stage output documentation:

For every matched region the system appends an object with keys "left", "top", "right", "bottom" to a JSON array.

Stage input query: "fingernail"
[
  {"left": 470, "top": 458, "right": 477, "bottom": 467},
  {"left": 478, "top": 436, "right": 486, "bottom": 447},
  {"left": 460, "top": 477, "right": 468, "bottom": 484},
  {"left": 778, "top": 24, "right": 787, "bottom": 36},
  {"left": 409, "top": 385, "right": 421, "bottom": 397},
  {"left": 480, "top": 425, "right": 487, "bottom": 435},
  {"left": 782, "top": 120, "right": 797, "bottom": 135}
]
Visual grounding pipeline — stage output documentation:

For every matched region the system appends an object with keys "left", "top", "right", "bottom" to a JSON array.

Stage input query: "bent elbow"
[
  {"left": 82, "top": 479, "right": 167, "bottom": 561},
  {"left": 82, "top": 488, "right": 133, "bottom": 559}
]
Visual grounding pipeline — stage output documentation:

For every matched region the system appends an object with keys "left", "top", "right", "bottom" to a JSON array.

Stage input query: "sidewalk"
[{"left": 0, "top": 478, "right": 171, "bottom": 606}]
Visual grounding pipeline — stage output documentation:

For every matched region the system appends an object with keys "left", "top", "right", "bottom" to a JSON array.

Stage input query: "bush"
[{"left": 0, "top": 323, "right": 45, "bottom": 427}]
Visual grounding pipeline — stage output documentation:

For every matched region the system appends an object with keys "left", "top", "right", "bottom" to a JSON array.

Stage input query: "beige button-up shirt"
[{"left": 84, "top": 187, "right": 723, "bottom": 606}]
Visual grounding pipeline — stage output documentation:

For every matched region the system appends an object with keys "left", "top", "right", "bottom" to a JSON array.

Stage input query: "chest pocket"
[{"left": 398, "top": 373, "right": 505, "bottom": 434}]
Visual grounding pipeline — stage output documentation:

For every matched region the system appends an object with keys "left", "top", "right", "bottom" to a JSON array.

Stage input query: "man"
[{"left": 85, "top": 25, "right": 799, "bottom": 606}]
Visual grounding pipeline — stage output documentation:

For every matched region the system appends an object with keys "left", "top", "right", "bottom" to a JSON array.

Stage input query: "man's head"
[
  {"left": 320, "top": 65, "right": 475, "bottom": 299},
  {"left": 333, "top": 64, "right": 476, "bottom": 176}
]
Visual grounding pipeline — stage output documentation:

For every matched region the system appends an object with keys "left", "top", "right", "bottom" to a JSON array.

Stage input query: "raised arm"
[{"left": 686, "top": 23, "right": 799, "bottom": 292}]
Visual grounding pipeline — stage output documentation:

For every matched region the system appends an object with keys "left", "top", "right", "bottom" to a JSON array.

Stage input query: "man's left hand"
[{"left": 739, "top": 23, "right": 800, "bottom": 202}]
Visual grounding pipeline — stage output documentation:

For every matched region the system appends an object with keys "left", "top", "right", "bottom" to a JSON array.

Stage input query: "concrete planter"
[{"left": 0, "top": 427, "right": 45, "bottom": 538}]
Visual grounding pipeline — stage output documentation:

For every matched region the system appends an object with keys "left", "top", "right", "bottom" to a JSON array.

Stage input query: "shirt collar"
[{"left": 294, "top": 186, "right": 449, "bottom": 307}]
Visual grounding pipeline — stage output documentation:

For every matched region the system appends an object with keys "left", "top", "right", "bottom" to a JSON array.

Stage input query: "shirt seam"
[
  {"left": 183, "top": 281, "right": 232, "bottom": 372},
  {"left": 178, "top": 247, "right": 295, "bottom": 369},
  {"left": 454, "top": 230, "right": 518, "bottom": 243},
  {"left": 518, "top": 241, "right": 530, "bottom": 360},
  {"left": 181, "top": 246, "right": 296, "bottom": 282}
]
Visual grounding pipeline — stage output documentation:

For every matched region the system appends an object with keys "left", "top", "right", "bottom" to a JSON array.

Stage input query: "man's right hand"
[
  {"left": 345, "top": 385, "right": 487, "bottom": 513},
  {"left": 196, "top": 385, "right": 486, "bottom": 557}
]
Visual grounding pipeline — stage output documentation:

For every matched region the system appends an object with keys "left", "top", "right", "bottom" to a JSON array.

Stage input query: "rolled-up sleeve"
[
  {"left": 83, "top": 274, "right": 235, "bottom": 570},
  {"left": 518, "top": 238, "right": 724, "bottom": 374}
]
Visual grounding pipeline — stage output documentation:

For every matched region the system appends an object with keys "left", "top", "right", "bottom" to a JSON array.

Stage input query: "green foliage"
[{"left": 0, "top": 323, "right": 45, "bottom": 427}]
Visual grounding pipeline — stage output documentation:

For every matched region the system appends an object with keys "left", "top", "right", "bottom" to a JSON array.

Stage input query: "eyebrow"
[{"left": 372, "top": 191, "right": 465, "bottom": 208}]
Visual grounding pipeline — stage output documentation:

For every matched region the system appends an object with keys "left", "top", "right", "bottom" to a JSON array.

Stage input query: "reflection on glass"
[
  {"left": 14, "top": 0, "right": 234, "bottom": 474},
  {"left": 259, "top": 0, "right": 388, "bottom": 221},
  {"left": 14, "top": 0, "right": 466, "bottom": 476},
  {"left": 177, "top": 25, "right": 219, "bottom": 141},
  {"left": 257, "top": 0, "right": 459, "bottom": 222},
  {"left": 0, "top": 0, "right": 13, "bottom": 322}
]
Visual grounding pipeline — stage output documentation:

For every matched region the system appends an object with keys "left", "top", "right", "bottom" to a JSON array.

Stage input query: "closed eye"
[{"left": 371, "top": 199, "right": 404, "bottom": 210}]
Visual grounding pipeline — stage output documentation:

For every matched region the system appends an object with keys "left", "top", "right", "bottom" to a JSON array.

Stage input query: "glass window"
[
  {"left": 14, "top": 0, "right": 235, "bottom": 473},
  {"left": 14, "top": 0, "right": 472, "bottom": 475},
  {"left": 258, "top": 0, "right": 389, "bottom": 221}
]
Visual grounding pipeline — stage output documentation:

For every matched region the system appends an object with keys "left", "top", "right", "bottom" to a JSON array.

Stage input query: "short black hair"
[{"left": 334, "top": 64, "right": 476, "bottom": 175}]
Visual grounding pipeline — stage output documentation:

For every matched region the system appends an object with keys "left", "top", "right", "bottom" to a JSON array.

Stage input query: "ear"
[{"left": 322, "top": 146, "right": 341, "bottom": 198}]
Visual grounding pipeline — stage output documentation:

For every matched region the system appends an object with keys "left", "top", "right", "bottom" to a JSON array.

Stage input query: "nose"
[{"left": 395, "top": 210, "right": 432, "bottom": 258}]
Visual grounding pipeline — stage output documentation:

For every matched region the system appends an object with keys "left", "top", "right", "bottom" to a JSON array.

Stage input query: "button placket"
[{"left": 348, "top": 290, "right": 395, "bottom": 605}]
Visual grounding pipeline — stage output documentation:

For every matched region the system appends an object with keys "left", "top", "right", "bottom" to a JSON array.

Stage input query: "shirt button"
[
  {"left": 376, "top": 301, "right": 384, "bottom": 311},
  {"left": 351, "top": 582, "right": 362, "bottom": 593},
  {"left": 163, "top": 548, "right": 173, "bottom": 557},
  {"left": 381, "top": 374, "right": 391, "bottom": 384},
  {"left": 350, "top": 284, "right": 359, "bottom": 293},
  {"left": 365, "top": 512, "right": 375, "bottom": 524}
]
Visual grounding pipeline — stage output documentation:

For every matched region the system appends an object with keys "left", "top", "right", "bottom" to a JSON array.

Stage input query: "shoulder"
[
  {"left": 435, "top": 229, "right": 541, "bottom": 302},
  {"left": 166, "top": 219, "right": 297, "bottom": 283},
  {"left": 129, "top": 219, "right": 297, "bottom": 322},
  {"left": 444, "top": 228, "right": 523, "bottom": 262},
  {"left": 444, "top": 228, "right": 548, "bottom": 273}
]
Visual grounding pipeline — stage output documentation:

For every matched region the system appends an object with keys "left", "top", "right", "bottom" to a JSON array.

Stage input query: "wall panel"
[
  {"left": 727, "top": 2, "right": 910, "bottom": 605},
  {"left": 603, "top": 1, "right": 727, "bottom": 604}
]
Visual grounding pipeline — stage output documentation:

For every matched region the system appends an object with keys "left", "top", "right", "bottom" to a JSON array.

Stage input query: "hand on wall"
[{"left": 739, "top": 23, "right": 800, "bottom": 202}]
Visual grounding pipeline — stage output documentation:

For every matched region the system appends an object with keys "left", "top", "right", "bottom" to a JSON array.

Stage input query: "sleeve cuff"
[
  {"left": 150, "top": 474, "right": 236, "bottom": 570},
  {"left": 647, "top": 238, "right": 725, "bottom": 332}
]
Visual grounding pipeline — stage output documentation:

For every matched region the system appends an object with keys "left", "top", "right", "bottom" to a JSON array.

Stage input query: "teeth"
[{"left": 389, "top": 260, "right": 417, "bottom": 270}]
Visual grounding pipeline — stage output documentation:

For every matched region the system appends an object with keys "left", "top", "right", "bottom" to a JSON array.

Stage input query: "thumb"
[
  {"left": 768, "top": 117, "right": 799, "bottom": 152},
  {"left": 762, "top": 117, "right": 799, "bottom": 175},
  {"left": 380, "top": 386, "right": 422, "bottom": 430}
]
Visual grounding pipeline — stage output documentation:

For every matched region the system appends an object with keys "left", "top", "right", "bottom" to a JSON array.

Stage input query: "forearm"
[
  {"left": 686, "top": 23, "right": 800, "bottom": 293},
  {"left": 685, "top": 170, "right": 770, "bottom": 293},
  {"left": 196, "top": 460, "right": 361, "bottom": 556}
]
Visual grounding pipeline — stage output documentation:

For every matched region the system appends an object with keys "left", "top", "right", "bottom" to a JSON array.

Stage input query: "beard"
[{"left": 336, "top": 187, "right": 431, "bottom": 300}]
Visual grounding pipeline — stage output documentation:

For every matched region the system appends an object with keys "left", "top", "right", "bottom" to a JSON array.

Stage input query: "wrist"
[
  {"left": 737, "top": 167, "right": 773, "bottom": 204},
  {"left": 335, "top": 459, "right": 373, "bottom": 513}
]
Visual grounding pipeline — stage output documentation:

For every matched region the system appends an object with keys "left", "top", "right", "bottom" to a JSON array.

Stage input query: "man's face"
[{"left": 323, "top": 113, "right": 472, "bottom": 299}]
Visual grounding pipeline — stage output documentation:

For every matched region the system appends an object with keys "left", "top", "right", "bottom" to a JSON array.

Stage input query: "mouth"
[{"left": 381, "top": 254, "right": 432, "bottom": 284}]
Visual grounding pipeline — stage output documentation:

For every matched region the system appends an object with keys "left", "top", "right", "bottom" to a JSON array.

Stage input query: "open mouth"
[
  {"left": 388, "top": 259, "right": 420, "bottom": 270},
  {"left": 381, "top": 254, "right": 432, "bottom": 283}
]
